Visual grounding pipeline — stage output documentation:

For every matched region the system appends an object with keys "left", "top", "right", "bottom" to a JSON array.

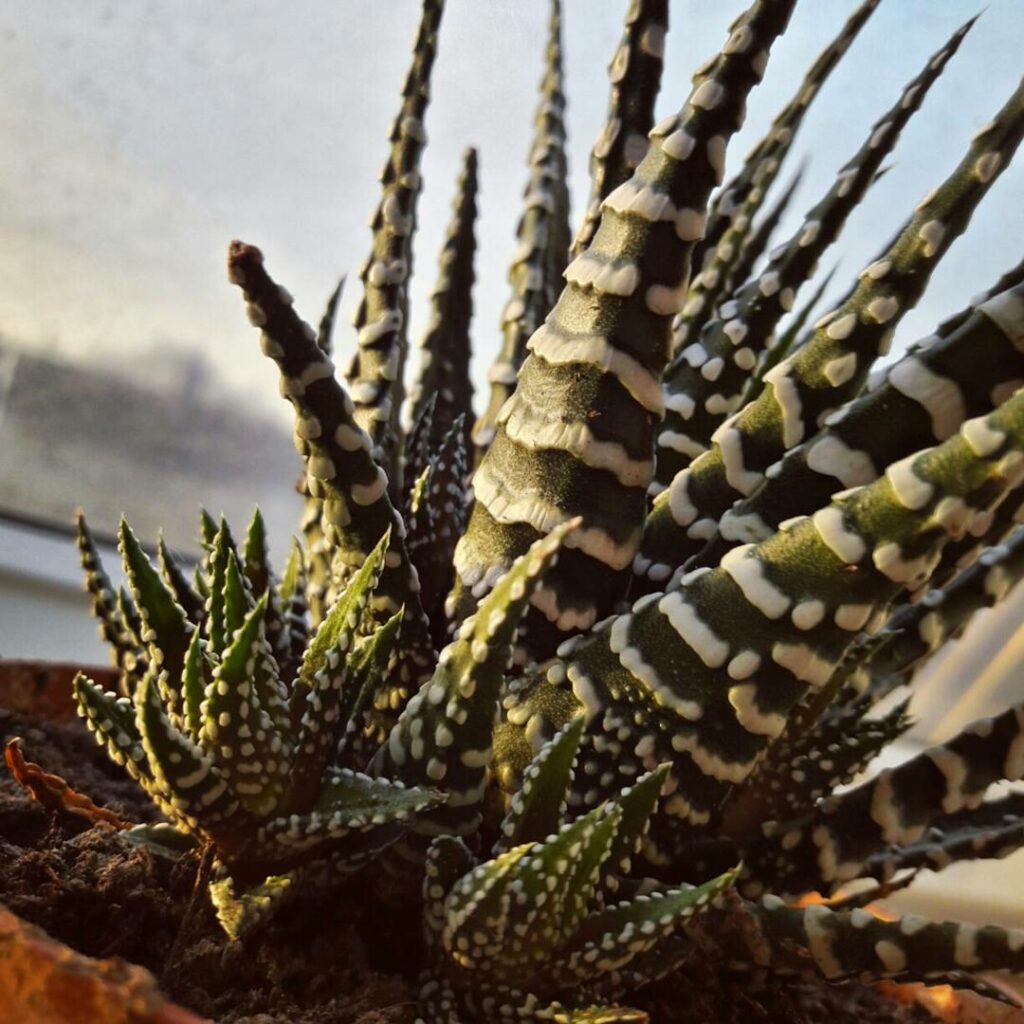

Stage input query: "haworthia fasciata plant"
[
  {"left": 498, "top": 392, "right": 1024, "bottom": 858},
  {"left": 61, "top": 4, "right": 1024, "bottom": 1015}
]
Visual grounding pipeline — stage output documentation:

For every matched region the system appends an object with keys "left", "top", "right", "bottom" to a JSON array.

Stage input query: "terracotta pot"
[
  {"left": 0, "top": 907, "right": 207, "bottom": 1024},
  {"left": 0, "top": 658, "right": 120, "bottom": 721},
  {"left": 879, "top": 980, "right": 1024, "bottom": 1024},
  {"left": 0, "top": 658, "right": 208, "bottom": 1024}
]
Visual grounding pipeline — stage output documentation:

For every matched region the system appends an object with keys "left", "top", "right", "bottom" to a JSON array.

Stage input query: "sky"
[{"left": 1, "top": 0, "right": 1022, "bottom": 430}]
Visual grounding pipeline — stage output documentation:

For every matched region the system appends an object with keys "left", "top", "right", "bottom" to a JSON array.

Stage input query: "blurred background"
[{"left": 0, "top": 0, "right": 1022, "bottom": 921}]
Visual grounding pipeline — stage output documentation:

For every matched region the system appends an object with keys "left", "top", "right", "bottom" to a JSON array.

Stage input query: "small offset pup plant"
[{"left": 69, "top": 0, "right": 1024, "bottom": 1020}]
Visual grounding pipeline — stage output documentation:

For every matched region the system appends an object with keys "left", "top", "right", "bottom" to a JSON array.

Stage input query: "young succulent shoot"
[
  {"left": 455, "top": 0, "right": 799, "bottom": 665},
  {"left": 73, "top": 519, "right": 444, "bottom": 893},
  {"left": 418, "top": 718, "right": 737, "bottom": 1024},
  {"left": 375, "top": 520, "right": 579, "bottom": 842}
]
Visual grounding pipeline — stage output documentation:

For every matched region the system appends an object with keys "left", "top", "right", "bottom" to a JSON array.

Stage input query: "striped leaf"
[
  {"left": 639, "top": 73, "right": 1024, "bottom": 585},
  {"left": 454, "top": 0, "right": 799, "bottom": 663},
  {"left": 571, "top": 0, "right": 669, "bottom": 257},
  {"left": 473, "top": 0, "right": 572, "bottom": 462},
  {"left": 378, "top": 520, "right": 577, "bottom": 838},
  {"left": 344, "top": 0, "right": 445, "bottom": 482}
]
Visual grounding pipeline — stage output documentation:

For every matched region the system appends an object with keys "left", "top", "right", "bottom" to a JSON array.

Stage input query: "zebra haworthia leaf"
[
  {"left": 473, "top": 0, "right": 572, "bottom": 461},
  {"left": 694, "top": 0, "right": 880, "bottom": 273},
  {"left": 136, "top": 664, "right": 252, "bottom": 845},
  {"left": 73, "top": 673, "right": 154, "bottom": 791},
  {"left": 455, "top": 0, "right": 799, "bottom": 665},
  {"left": 497, "top": 391, "right": 1024, "bottom": 859},
  {"left": 716, "top": 158, "right": 805, "bottom": 305},
  {"left": 76, "top": 511, "right": 142, "bottom": 678},
  {"left": 860, "top": 790, "right": 1024, "bottom": 884},
  {"left": 664, "top": 13, "right": 973, "bottom": 448},
  {"left": 228, "top": 240, "right": 434, "bottom": 688},
  {"left": 277, "top": 537, "right": 310, "bottom": 684},
  {"left": 408, "top": 147, "right": 478, "bottom": 452},
  {"left": 653, "top": 10, "right": 973, "bottom": 499},
  {"left": 345, "top": 0, "right": 445, "bottom": 485},
  {"left": 571, "top": 0, "right": 669, "bottom": 258},
  {"left": 692, "top": 272, "right": 1024, "bottom": 576},
  {"left": 845, "top": 522, "right": 1024, "bottom": 706},
  {"left": 410, "top": 418, "right": 470, "bottom": 648},
  {"left": 721, "top": 696, "right": 912, "bottom": 840},
  {"left": 316, "top": 274, "right": 345, "bottom": 357},
  {"left": 157, "top": 534, "right": 204, "bottom": 626},
  {"left": 200, "top": 593, "right": 292, "bottom": 818},
  {"left": 337, "top": 608, "right": 406, "bottom": 762},
  {"left": 744, "top": 262, "right": 839, "bottom": 402},
  {"left": 746, "top": 694, "right": 1024, "bottom": 896},
  {"left": 377, "top": 520, "right": 578, "bottom": 838},
  {"left": 495, "top": 715, "right": 584, "bottom": 853},
  {"left": 283, "top": 532, "right": 391, "bottom": 813},
  {"left": 118, "top": 516, "right": 194, "bottom": 691},
  {"left": 551, "top": 868, "right": 736, "bottom": 989},
  {"left": 698, "top": 895, "right": 1024, "bottom": 986},
  {"left": 250, "top": 767, "right": 445, "bottom": 877},
  {"left": 638, "top": 72, "right": 1024, "bottom": 585}
]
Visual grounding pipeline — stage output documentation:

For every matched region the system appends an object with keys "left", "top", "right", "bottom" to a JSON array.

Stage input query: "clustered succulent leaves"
[
  {"left": 69, "top": 0, "right": 1024, "bottom": 1021},
  {"left": 75, "top": 514, "right": 446, "bottom": 885}
]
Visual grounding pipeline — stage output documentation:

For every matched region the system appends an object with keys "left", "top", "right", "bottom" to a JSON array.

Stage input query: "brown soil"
[
  {"left": 0, "top": 705, "right": 947, "bottom": 1024},
  {"left": 0, "top": 706, "right": 417, "bottom": 1024}
]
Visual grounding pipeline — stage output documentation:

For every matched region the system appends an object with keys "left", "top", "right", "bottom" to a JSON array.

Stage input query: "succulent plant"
[
  {"left": 419, "top": 721, "right": 737, "bottom": 1023},
  {"left": 69, "top": 0, "right": 1024, "bottom": 1021},
  {"left": 74, "top": 512, "right": 446, "bottom": 889}
]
